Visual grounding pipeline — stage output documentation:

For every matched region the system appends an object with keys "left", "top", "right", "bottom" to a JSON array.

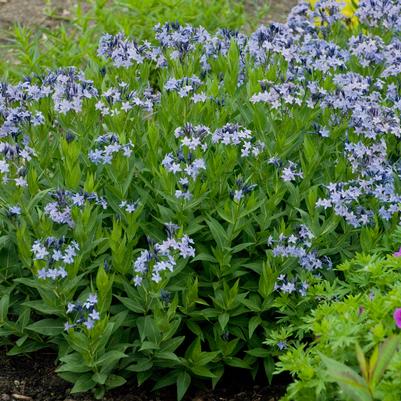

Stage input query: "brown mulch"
[
  {"left": 0, "top": 350, "right": 288, "bottom": 401},
  {"left": 0, "top": 0, "right": 77, "bottom": 30}
]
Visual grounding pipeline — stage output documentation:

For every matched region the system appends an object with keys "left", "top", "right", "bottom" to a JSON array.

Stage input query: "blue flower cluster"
[
  {"left": 31, "top": 237, "right": 79, "bottom": 280},
  {"left": 65, "top": 293, "right": 100, "bottom": 331},
  {"left": 133, "top": 223, "right": 195, "bottom": 286},
  {"left": 95, "top": 83, "right": 160, "bottom": 115},
  {"left": 1, "top": 0, "right": 401, "bottom": 305},
  {"left": 268, "top": 225, "right": 332, "bottom": 295},
  {"left": 162, "top": 123, "right": 264, "bottom": 200},
  {"left": 229, "top": 178, "right": 257, "bottom": 202},
  {"left": 98, "top": 32, "right": 166, "bottom": 68},
  {"left": 274, "top": 274, "right": 310, "bottom": 297},
  {"left": 44, "top": 189, "right": 107, "bottom": 228},
  {"left": 88, "top": 132, "right": 134, "bottom": 165}
]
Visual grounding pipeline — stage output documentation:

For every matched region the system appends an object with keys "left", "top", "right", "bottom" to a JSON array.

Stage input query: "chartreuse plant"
[
  {"left": 1, "top": 0, "right": 401, "bottom": 399},
  {"left": 275, "top": 251, "right": 401, "bottom": 401},
  {"left": 319, "top": 336, "right": 399, "bottom": 401}
]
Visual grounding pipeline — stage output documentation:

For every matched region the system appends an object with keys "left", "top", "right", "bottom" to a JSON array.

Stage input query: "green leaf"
[
  {"left": 21, "top": 300, "right": 64, "bottom": 315},
  {"left": 191, "top": 252, "right": 218, "bottom": 263},
  {"left": 126, "top": 358, "right": 153, "bottom": 372},
  {"left": 319, "top": 352, "right": 372, "bottom": 401},
  {"left": 70, "top": 374, "right": 96, "bottom": 393},
  {"left": 152, "top": 372, "right": 177, "bottom": 390},
  {"left": 92, "top": 372, "right": 108, "bottom": 385},
  {"left": 94, "top": 350, "right": 127, "bottom": 367},
  {"left": 115, "top": 295, "right": 145, "bottom": 314},
  {"left": 0, "top": 236, "right": 10, "bottom": 250},
  {"left": 206, "top": 216, "right": 228, "bottom": 250},
  {"left": 27, "top": 188, "right": 53, "bottom": 211},
  {"left": 0, "top": 294, "right": 9, "bottom": 322},
  {"left": 355, "top": 343, "right": 368, "bottom": 382},
  {"left": 96, "top": 264, "right": 109, "bottom": 298},
  {"left": 177, "top": 371, "right": 191, "bottom": 401},
  {"left": 137, "top": 316, "right": 160, "bottom": 344},
  {"left": 26, "top": 319, "right": 64, "bottom": 336},
  {"left": 105, "top": 374, "right": 126, "bottom": 389},
  {"left": 225, "top": 356, "right": 251, "bottom": 369},
  {"left": 368, "top": 346, "right": 378, "bottom": 383},
  {"left": 245, "top": 348, "right": 270, "bottom": 358},
  {"left": 229, "top": 242, "right": 255, "bottom": 254},
  {"left": 370, "top": 335, "right": 399, "bottom": 387},
  {"left": 248, "top": 316, "right": 262, "bottom": 339},
  {"left": 56, "top": 362, "right": 92, "bottom": 374},
  {"left": 139, "top": 341, "right": 159, "bottom": 351},
  {"left": 16, "top": 335, "right": 28, "bottom": 347},
  {"left": 137, "top": 370, "right": 153, "bottom": 386},
  {"left": 258, "top": 262, "right": 274, "bottom": 298},
  {"left": 186, "top": 337, "right": 202, "bottom": 361},
  {"left": 94, "top": 386, "right": 105, "bottom": 400},
  {"left": 196, "top": 351, "right": 220, "bottom": 366},
  {"left": 218, "top": 312, "right": 230, "bottom": 331},
  {"left": 190, "top": 365, "right": 217, "bottom": 378},
  {"left": 186, "top": 320, "right": 204, "bottom": 340},
  {"left": 264, "top": 355, "right": 275, "bottom": 384},
  {"left": 155, "top": 351, "right": 181, "bottom": 363},
  {"left": 160, "top": 336, "right": 185, "bottom": 353}
]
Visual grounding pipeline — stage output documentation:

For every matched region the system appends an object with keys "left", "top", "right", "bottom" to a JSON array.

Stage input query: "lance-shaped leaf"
[
  {"left": 370, "top": 335, "right": 399, "bottom": 388},
  {"left": 318, "top": 352, "right": 372, "bottom": 401},
  {"left": 355, "top": 342, "right": 368, "bottom": 382}
]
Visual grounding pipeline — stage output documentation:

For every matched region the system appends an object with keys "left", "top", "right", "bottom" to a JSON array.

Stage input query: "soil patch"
[
  {"left": 0, "top": 0, "right": 76, "bottom": 31},
  {"left": 0, "top": 351, "right": 288, "bottom": 401},
  {"left": 0, "top": 350, "right": 288, "bottom": 401}
]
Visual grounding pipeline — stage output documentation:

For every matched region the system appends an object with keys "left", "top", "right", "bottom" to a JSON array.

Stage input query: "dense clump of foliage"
[
  {"left": 1, "top": 0, "right": 401, "bottom": 399},
  {"left": 0, "top": 0, "right": 248, "bottom": 80},
  {"left": 277, "top": 248, "right": 401, "bottom": 400}
]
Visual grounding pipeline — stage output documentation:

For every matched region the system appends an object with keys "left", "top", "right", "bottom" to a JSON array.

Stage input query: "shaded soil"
[{"left": 0, "top": 350, "right": 288, "bottom": 401}]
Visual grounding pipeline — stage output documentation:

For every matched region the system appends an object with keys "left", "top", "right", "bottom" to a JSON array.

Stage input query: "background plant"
[{"left": 275, "top": 249, "right": 401, "bottom": 401}]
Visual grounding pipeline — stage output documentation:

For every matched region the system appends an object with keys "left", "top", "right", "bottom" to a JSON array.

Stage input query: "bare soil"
[
  {"left": 0, "top": 0, "right": 76, "bottom": 31},
  {"left": 0, "top": 349, "right": 288, "bottom": 401},
  {"left": 266, "top": 0, "right": 299, "bottom": 22}
]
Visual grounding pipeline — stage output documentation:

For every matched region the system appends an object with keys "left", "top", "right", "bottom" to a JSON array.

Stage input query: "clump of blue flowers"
[
  {"left": 32, "top": 237, "right": 79, "bottom": 280},
  {"left": 65, "top": 293, "right": 100, "bottom": 331},
  {"left": 133, "top": 223, "right": 195, "bottom": 286},
  {"left": 2, "top": 0, "right": 401, "bottom": 398}
]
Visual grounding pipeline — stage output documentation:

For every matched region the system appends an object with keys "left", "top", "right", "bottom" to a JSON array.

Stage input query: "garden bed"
[
  {"left": 0, "top": 351, "right": 287, "bottom": 401},
  {"left": 1, "top": 0, "right": 401, "bottom": 400}
]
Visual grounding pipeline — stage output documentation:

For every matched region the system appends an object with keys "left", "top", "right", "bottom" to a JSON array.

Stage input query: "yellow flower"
[{"left": 310, "top": 0, "right": 359, "bottom": 27}]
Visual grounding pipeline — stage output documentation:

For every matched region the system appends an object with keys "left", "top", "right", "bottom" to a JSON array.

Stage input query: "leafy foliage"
[{"left": 0, "top": 0, "right": 401, "bottom": 400}]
